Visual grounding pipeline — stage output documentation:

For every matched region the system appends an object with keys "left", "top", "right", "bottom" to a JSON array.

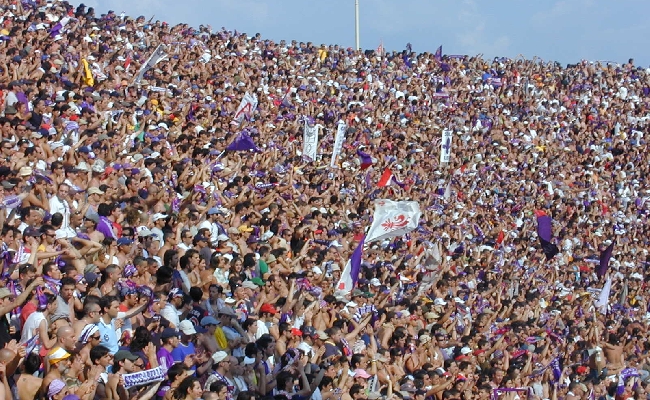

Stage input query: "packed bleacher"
[{"left": 0, "top": 0, "right": 646, "bottom": 399}]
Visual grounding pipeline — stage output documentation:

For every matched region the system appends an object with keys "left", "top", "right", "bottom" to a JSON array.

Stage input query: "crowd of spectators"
[{"left": 0, "top": 0, "right": 646, "bottom": 400}]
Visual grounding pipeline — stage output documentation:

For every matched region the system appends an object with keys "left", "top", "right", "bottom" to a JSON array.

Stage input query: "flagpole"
[{"left": 354, "top": 0, "right": 360, "bottom": 50}]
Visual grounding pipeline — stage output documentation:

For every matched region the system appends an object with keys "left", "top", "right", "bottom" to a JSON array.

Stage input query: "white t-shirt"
[
  {"left": 21, "top": 311, "right": 45, "bottom": 346},
  {"left": 161, "top": 303, "right": 180, "bottom": 328}
]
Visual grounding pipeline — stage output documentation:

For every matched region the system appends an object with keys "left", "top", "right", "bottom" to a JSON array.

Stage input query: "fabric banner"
[
  {"left": 135, "top": 44, "right": 167, "bottom": 84},
  {"left": 598, "top": 240, "right": 615, "bottom": 278},
  {"left": 440, "top": 129, "right": 452, "bottom": 163},
  {"left": 336, "top": 236, "right": 365, "bottom": 293},
  {"left": 233, "top": 92, "right": 258, "bottom": 124},
  {"left": 302, "top": 122, "right": 319, "bottom": 162},
  {"left": 122, "top": 366, "right": 167, "bottom": 389},
  {"left": 365, "top": 199, "right": 421, "bottom": 243},
  {"left": 331, "top": 121, "right": 347, "bottom": 168},
  {"left": 596, "top": 276, "right": 612, "bottom": 314}
]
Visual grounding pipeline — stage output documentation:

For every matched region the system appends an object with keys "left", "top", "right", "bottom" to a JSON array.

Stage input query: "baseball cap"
[
  {"left": 87, "top": 187, "right": 104, "bottom": 195},
  {"left": 160, "top": 328, "right": 180, "bottom": 339},
  {"left": 259, "top": 303, "right": 279, "bottom": 314},
  {"left": 291, "top": 328, "right": 303, "bottom": 336},
  {"left": 200, "top": 316, "right": 219, "bottom": 326},
  {"left": 178, "top": 320, "right": 197, "bottom": 335},
  {"left": 0, "top": 288, "right": 14, "bottom": 299},
  {"left": 354, "top": 369, "right": 372, "bottom": 379},
  {"left": 168, "top": 288, "right": 184, "bottom": 300},
  {"left": 116, "top": 237, "right": 133, "bottom": 246},
  {"left": 114, "top": 350, "right": 139, "bottom": 362},
  {"left": 218, "top": 306, "right": 237, "bottom": 318},
  {"left": 194, "top": 234, "right": 208, "bottom": 242},
  {"left": 136, "top": 226, "right": 154, "bottom": 237},
  {"left": 207, "top": 207, "right": 221, "bottom": 215},
  {"left": 152, "top": 213, "right": 168, "bottom": 222},
  {"left": 301, "top": 326, "right": 317, "bottom": 337},
  {"left": 212, "top": 351, "right": 229, "bottom": 364}
]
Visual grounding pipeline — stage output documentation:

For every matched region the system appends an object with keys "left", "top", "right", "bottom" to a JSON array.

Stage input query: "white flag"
[
  {"left": 135, "top": 44, "right": 167, "bottom": 84},
  {"left": 233, "top": 92, "right": 258, "bottom": 124},
  {"left": 330, "top": 120, "right": 346, "bottom": 168},
  {"left": 440, "top": 129, "right": 453, "bottom": 163},
  {"left": 302, "top": 121, "right": 320, "bottom": 162},
  {"left": 443, "top": 181, "right": 452, "bottom": 200},
  {"left": 365, "top": 199, "right": 421, "bottom": 244},
  {"left": 595, "top": 277, "right": 612, "bottom": 314}
]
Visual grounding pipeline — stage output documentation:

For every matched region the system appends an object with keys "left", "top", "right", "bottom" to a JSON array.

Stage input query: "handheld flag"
[
  {"left": 434, "top": 45, "right": 442, "bottom": 62},
  {"left": 376, "top": 40, "right": 384, "bottom": 56},
  {"left": 233, "top": 92, "right": 258, "bottom": 124},
  {"left": 336, "top": 236, "right": 365, "bottom": 293},
  {"left": 135, "top": 44, "right": 167, "bottom": 84},
  {"left": 226, "top": 132, "right": 261, "bottom": 153},
  {"left": 597, "top": 240, "right": 615, "bottom": 279},
  {"left": 357, "top": 149, "right": 373, "bottom": 170},
  {"left": 535, "top": 210, "right": 559, "bottom": 260},
  {"left": 365, "top": 199, "right": 421, "bottom": 243},
  {"left": 377, "top": 168, "right": 405, "bottom": 188}
]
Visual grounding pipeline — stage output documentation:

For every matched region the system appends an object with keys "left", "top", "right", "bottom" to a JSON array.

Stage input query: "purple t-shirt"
[{"left": 157, "top": 347, "right": 175, "bottom": 370}]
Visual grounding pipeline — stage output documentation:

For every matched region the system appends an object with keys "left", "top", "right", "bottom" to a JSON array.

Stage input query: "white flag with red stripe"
[{"left": 376, "top": 40, "right": 384, "bottom": 56}]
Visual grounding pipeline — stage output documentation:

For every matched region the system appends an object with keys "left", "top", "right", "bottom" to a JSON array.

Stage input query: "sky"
[{"left": 78, "top": 0, "right": 650, "bottom": 66}]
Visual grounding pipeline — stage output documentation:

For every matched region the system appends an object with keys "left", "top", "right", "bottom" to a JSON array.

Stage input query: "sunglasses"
[{"left": 91, "top": 334, "right": 101, "bottom": 340}]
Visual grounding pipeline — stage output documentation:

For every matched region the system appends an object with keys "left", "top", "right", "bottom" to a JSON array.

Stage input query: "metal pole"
[{"left": 355, "top": 0, "right": 360, "bottom": 50}]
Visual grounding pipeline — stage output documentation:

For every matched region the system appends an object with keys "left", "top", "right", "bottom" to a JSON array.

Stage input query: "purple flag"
[
  {"left": 550, "top": 357, "right": 562, "bottom": 382},
  {"left": 226, "top": 132, "right": 261, "bottom": 153},
  {"left": 535, "top": 210, "right": 553, "bottom": 242},
  {"left": 350, "top": 236, "right": 365, "bottom": 288},
  {"left": 535, "top": 210, "right": 558, "bottom": 260},
  {"left": 598, "top": 240, "right": 615, "bottom": 279},
  {"left": 357, "top": 149, "right": 373, "bottom": 170},
  {"left": 434, "top": 45, "right": 442, "bottom": 61}
]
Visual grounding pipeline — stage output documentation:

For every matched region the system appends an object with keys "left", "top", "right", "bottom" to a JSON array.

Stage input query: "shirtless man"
[
  {"left": 197, "top": 317, "right": 220, "bottom": 354},
  {"left": 603, "top": 334, "right": 625, "bottom": 375},
  {"left": 16, "top": 353, "right": 43, "bottom": 400}
]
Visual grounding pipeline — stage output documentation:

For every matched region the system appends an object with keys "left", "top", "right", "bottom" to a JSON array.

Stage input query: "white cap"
[{"left": 178, "top": 320, "right": 196, "bottom": 335}]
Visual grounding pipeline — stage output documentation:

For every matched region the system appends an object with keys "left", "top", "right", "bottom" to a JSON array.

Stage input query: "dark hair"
[
  {"left": 237, "top": 391, "right": 257, "bottom": 400},
  {"left": 210, "top": 381, "right": 228, "bottom": 395},
  {"left": 174, "top": 376, "right": 200, "bottom": 399},
  {"left": 276, "top": 371, "right": 294, "bottom": 392},
  {"left": 189, "top": 286, "right": 203, "bottom": 303},
  {"left": 23, "top": 353, "right": 41, "bottom": 374},
  {"left": 60, "top": 277, "right": 76, "bottom": 288},
  {"left": 90, "top": 345, "right": 110, "bottom": 364},
  {"left": 130, "top": 326, "right": 152, "bottom": 353},
  {"left": 99, "top": 295, "right": 119, "bottom": 312},
  {"left": 242, "top": 318, "right": 257, "bottom": 332}
]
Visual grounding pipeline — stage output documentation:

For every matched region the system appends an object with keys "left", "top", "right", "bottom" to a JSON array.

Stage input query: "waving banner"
[
  {"left": 330, "top": 120, "right": 347, "bottom": 168},
  {"left": 440, "top": 129, "right": 453, "bottom": 163},
  {"left": 303, "top": 122, "right": 319, "bottom": 161},
  {"left": 233, "top": 92, "right": 258, "bottom": 124},
  {"left": 365, "top": 199, "right": 421, "bottom": 243}
]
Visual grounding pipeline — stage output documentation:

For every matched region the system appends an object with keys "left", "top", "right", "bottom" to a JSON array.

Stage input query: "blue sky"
[{"left": 80, "top": 0, "right": 650, "bottom": 66}]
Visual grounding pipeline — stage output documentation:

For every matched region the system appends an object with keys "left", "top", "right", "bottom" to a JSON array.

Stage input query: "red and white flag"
[
  {"left": 377, "top": 168, "right": 405, "bottom": 188},
  {"left": 377, "top": 168, "right": 393, "bottom": 187},
  {"left": 376, "top": 40, "right": 384, "bottom": 56},
  {"left": 365, "top": 199, "right": 421, "bottom": 243}
]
